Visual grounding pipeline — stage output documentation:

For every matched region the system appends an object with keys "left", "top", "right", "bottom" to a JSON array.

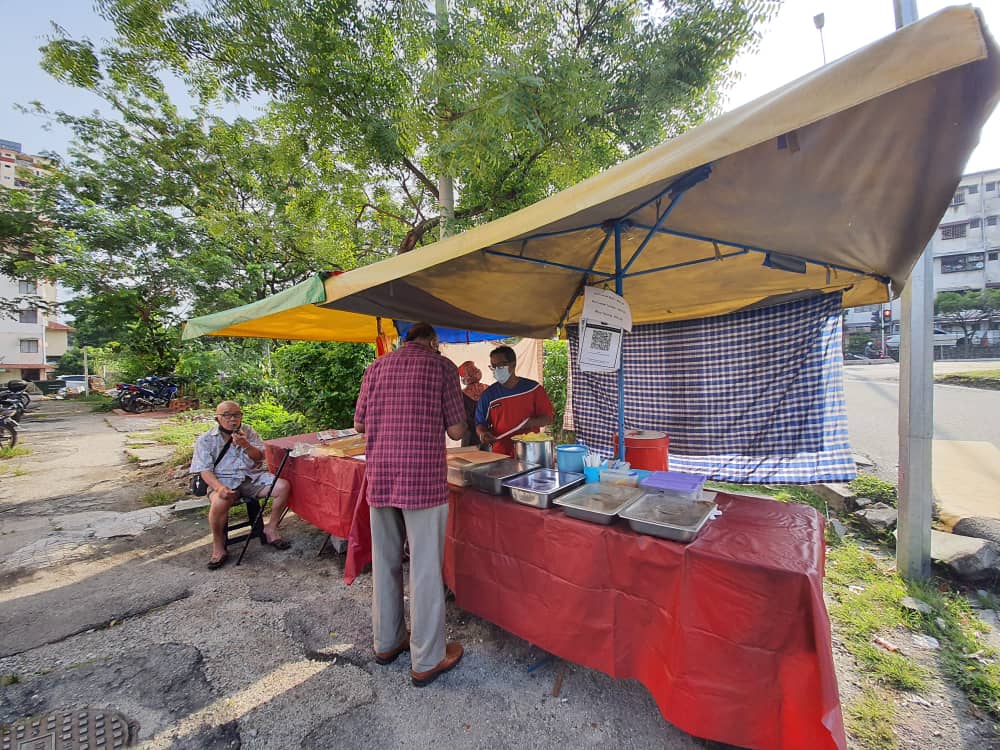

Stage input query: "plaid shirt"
[
  {"left": 355, "top": 342, "right": 466, "bottom": 509},
  {"left": 189, "top": 424, "right": 271, "bottom": 489}
]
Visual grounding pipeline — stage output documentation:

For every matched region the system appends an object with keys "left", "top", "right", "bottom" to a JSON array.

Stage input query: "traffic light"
[
  {"left": 871, "top": 310, "right": 880, "bottom": 325},
  {"left": 882, "top": 309, "right": 892, "bottom": 322}
]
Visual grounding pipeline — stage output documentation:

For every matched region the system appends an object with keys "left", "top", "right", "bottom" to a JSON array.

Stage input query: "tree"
[
  {"left": 0, "top": 175, "right": 61, "bottom": 318},
  {"left": 935, "top": 290, "right": 1000, "bottom": 350},
  {"left": 42, "top": 0, "right": 779, "bottom": 256}
]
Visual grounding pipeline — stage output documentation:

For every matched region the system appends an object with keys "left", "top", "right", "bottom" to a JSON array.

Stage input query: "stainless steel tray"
[
  {"left": 618, "top": 491, "right": 718, "bottom": 542},
  {"left": 466, "top": 458, "right": 538, "bottom": 495},
  {"left": 553, "top": 483, "right": 643, "bottom": 525},
  {"left": 502, "top": 468, "right": 585, "bottom": 508}
]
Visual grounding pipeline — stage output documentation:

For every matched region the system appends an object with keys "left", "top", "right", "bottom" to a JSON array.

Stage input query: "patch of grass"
[
  {"left": 126, "top": 453, "right": 140, "bottom": 464},
  {"left": 850, "top": 475, "right": 898, "bottom": 506},
  {"left": 826, "top": 541, "right": 929, "bottom": 690},
  {"left": 140, "top": 488, "right": 184, "bottom": 507},
  {"left": 0, "top": 673, "right": 20, "bottom": 686},
  {"left": 846, "top": 686, "right": 898, "bottom": 750},
  {"left": 155, "top": 412, "right": 213, "bottom": 466},
  {"left": 0, "top": 446, "right": 30, "bottom": 460},
  {"left": 937, "top": 370, "right": 1000, "bottom": 390},
  {"left": 905, "top": 581, "right": 1000, "bottom": 720}
]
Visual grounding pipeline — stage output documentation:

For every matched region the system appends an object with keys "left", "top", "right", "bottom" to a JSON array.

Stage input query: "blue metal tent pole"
[{"left": 615, "top": 222, "right": 626, "bottom": 461}]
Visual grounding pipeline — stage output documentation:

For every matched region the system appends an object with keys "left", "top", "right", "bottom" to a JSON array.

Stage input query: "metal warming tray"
[
  {"left": 618, "top": 490, "right": 718, "bottom": 542},
  {"left": 466, "top": 458, "right": 539, "bottom": 495},
  {"left": 553, "top": 483, "right": 643, "bottom": 525},
  {"left": 502, "top": 468, "right": 586, "bottom": 508}
]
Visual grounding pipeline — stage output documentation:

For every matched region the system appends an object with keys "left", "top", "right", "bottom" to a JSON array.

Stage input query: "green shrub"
[
  {"left": 850, "top": 474, "right": 898, "bottom": 506},
  {"left": 543, "top": 340, "right": 568, "bottom": 434},
  {"left": 242, "top": 397, "right": 308, "bottom": 439},
  {"left": 272, "top": 341, "right": 374, "bottom": 429}
]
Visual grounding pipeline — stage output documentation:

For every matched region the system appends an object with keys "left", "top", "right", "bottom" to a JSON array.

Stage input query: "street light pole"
[
  {"left": 893, "top": 0, "right": 933, "bottom": 581},
  {"left": 813, "top": 13, "right": 827, "bottom": 65}
]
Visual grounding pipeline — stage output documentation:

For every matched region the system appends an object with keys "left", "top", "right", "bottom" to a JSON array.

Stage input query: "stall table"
[
  {"left": 264, "top": 438, "right": 844, "bottom": 749},
  {"left": 264, "top": 434, "right": 372, "bottom": 582},
  {"left": 443, "top": 486, "right": 846, "bottom": 750}
]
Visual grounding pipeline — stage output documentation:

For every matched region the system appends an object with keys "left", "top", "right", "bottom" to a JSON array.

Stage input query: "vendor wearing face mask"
[
  {"left": 475, "top": 345, "right": 554, "bottom": 457},
  {"left": 458, "top": 361, "right": 488, "bottom": 447}
]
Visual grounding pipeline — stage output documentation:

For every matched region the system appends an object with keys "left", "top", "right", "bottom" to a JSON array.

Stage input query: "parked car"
[
  {"left": 56, "top": 375, "right": 107, "bottom": 397},
  {"left": 969, "top": 330, "right": 1000, "bottom": 347},
  {"left": 884, "top": 328, "right": 962, "bottom": 353}
]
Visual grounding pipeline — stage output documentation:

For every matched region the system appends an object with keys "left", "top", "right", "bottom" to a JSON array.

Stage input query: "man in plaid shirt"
[{"left": 354, "top": 322, "right": 467, "bottom": 687}]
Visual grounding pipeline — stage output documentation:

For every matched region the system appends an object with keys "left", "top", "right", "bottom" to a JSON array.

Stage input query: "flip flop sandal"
[
  {"left": 207, "top": 553, "right": 229, "bottom": 570},
  {"left": 266, "top": 538, "right": 291, "bottom": 550}
]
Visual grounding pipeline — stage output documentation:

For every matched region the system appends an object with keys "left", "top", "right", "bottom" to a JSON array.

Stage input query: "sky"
[{"left": 1, "top": 0, "right": 998, "bottom": 173}]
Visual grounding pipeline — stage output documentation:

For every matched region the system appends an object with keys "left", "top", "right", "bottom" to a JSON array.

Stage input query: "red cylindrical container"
[{"left": 616, "top": 430, "right": 669, "bottom": 471}]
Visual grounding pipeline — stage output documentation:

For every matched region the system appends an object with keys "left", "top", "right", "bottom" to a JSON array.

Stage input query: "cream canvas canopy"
[{"left": 317, "top": 6, "right": 1000, "bottom": 339}]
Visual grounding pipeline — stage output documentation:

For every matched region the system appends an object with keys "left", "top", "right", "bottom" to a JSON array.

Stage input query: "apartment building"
[
  {"left": 0, "top": 138, "right": 72, "bottom": 381},
  {"left": 845, "top": 167, "right": 1000, "bottom": 346}
]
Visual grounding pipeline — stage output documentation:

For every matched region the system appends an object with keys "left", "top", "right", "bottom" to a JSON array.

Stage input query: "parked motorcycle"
[
  {"left": 0, "top": 405, "right": 18, "bottom": 449},
  {"left": 5, "top": 379, "right": 30, "bottom": 409},
  {"left": 0, "top": 390, "right": 25, "bottom": 422},
  {"left": 117, "top": 376, "right": 179, "bottom": 413}
]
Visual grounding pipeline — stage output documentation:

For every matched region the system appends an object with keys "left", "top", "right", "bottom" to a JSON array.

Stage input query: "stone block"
[
  {"left": 931, "top": 530, "right": 1000, "bottom": 581},
  {"left": 809, "top": 483, "right": 854, "bottom": 512}
]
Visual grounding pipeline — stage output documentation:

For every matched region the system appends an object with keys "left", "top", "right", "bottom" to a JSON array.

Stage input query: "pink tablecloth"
[
  {"left": 443, "top": 487, "right": 846, "bottom": 750},
  {"left": 264, "top": 434, "right": 372, "bottom": 583}
]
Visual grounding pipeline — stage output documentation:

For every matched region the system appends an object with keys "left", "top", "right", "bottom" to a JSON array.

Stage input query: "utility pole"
[
  {"left": 436, "top": 0, "right": 455, "bottom": 240},
  {"left": 894, "top": 0, "right": 933, "bottom": 581},
  {"left": 813, "top": 13, "right": 827, "bottom": 65}
]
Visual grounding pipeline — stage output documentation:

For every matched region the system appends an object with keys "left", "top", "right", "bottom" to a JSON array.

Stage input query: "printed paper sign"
[
  {"left": 579, "top": 320, "right": 623, "bottom": 372},
  {"left": 581, "top": 286, "right": 632, "bottom": 332}
]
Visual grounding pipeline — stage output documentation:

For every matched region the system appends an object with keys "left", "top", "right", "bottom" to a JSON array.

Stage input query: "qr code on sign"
[{"left": 591, "top": 329, "right": 613, "bottom": 351}]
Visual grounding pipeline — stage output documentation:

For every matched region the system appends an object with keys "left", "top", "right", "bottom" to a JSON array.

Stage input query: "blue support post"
[{"left": 615, "top": 222, "right": 626, "bottom": 461}]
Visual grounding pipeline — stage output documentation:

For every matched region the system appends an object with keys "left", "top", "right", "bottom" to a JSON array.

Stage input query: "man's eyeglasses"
[{"left": 218, "top": 412, "right": 243, "bottom": 419}]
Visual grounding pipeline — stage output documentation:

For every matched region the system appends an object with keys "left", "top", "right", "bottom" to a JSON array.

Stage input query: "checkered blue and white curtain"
[{"left": 567, "top": 292, "right": 855, "bottom": 483}]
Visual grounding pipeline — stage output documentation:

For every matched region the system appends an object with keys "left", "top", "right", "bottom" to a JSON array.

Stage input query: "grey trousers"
[{"left": 370, "top": 503, "right": 448, "bottom": 672}]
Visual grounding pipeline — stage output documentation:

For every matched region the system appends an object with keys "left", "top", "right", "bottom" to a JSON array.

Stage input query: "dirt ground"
[{"left": 1, "top": 398, "right": 999, "bottom": 749}]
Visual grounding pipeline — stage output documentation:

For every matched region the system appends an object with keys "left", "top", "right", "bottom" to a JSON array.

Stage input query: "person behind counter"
[
  {"left": 458, "top": 360, "right": 488, "bottom": 448},
  {"left": 475, "top": 344, "right": 554, "bottom": 457},
  {"left": 354, "top": 322, "right": 468, "bottom": 687}
]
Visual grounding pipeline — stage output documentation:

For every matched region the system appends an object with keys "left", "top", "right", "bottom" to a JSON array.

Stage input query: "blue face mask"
[{"left": 494, "top": 366, "right": 511, "bottom": 384}]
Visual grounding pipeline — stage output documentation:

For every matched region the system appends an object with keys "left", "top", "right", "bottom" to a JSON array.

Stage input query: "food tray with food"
[
  {"left": 618, "top": 490, "right": 718, "bottom": 542},
  {"left": 502, "top": 468, "right": 585, "bottom": 508},
  {"left": 553, "top": 483, "right": 643, "bottom": 524},
  {"left": 465, "top": 458, "right": 539, "bottom": 495}
]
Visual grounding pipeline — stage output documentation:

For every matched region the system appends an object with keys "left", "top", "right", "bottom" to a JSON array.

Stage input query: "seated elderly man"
[{"left": 190, "top": 400, "right": 292, "bottom": 569}]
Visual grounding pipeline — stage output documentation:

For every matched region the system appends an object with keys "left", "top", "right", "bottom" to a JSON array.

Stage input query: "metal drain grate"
[{"left": 1, "top": 708, "right": 135, "bottom": 750}]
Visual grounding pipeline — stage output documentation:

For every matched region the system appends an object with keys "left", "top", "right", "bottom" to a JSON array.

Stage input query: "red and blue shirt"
[{"left": 475, "top": 378, "right": 554, "bottom": 457}]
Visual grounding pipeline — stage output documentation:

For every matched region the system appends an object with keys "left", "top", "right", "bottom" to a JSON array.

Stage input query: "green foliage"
[
  {"left": 936, "top": 371, "right": 1000, "bottom": 390},
  {"left": 272, "top": 341, "right": 374, "bottom": 429},
  {"left": 543, "top": 339, "right": 568, "bottom": 432},
  {"left": 242, "top": 397, "right": 309, "bottom": 440},
  {"left": 0, "top": 447, "right": 30, "bottom": 460},
  {"left": 849, "top": 475, "right": 898, "bottom": 506},
  {"left": 174, "top": 339, "right": 277, "bottom": 404}
]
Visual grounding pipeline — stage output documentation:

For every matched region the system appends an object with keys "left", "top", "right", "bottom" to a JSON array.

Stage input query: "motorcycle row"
[
  {"left": 115, "top": 376, "right": 179, "bottom": 413},
  {"left": 1, "top": 379, "right": 30, "bottom": 449}
]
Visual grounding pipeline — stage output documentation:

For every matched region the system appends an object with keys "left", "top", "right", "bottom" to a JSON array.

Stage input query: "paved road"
[{"left": 842, "top": 360, "right": 1000, "bottom": 482}]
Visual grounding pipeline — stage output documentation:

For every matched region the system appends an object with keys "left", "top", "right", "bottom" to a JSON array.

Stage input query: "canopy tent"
[
  {"left": 316, "top": 6, "right": 999, "bottom": 339},
  {"left": 181, "top": 273, "right": 508, "bottom": 344},
  {"left": 182, "top": 273, "right": 381, "bottom": 343}
]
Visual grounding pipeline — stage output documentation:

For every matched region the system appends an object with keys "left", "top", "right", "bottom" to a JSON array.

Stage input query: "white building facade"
[{"left": 0, "top": 138, "right": 70, "bottom": 381}]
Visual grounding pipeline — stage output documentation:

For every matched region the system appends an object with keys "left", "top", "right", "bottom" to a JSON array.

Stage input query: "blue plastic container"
[{"left": 556, "top": 444, "right": 587, "bottom": 473}]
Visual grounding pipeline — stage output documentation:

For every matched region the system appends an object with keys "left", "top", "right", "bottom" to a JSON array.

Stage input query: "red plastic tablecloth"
[
  {"left": 443, "top": 487, "right": 846, "bottom": 750},
  {"left": 265, "top": 434, "right": 372, "bottom": 583}
]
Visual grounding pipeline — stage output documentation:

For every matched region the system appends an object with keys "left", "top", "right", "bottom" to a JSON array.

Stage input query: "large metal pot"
[{"left": 514, "top": 437, "right": 555, "bottom": 469}]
